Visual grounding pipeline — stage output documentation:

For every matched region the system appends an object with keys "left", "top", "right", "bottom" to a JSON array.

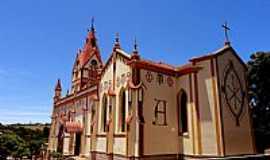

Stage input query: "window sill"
[
  {"left": 114, "top": 131, "right": 126, "bottom": 135},
  {"left": 179, "top": 132, "right": 189, "bottom": 138},
  {"left": 113, "top": 133, "right": 127, "bottom": 137},
  {"left": 96, "top": 133, "right": 107, "bottom": 137}
]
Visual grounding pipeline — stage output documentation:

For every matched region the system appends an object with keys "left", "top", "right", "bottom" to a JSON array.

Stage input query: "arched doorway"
[
  {"left": 57, "top": 124, "right": 64, "bottom": 153},
  {"left": 101, "top": 95, "right": 108, "bottom": 132},
  {"left": 74, "top": 133, "right": 81, "bottom": 156},
  {"left": 178, "top": 89, "right": 188, "bottom": 134}
]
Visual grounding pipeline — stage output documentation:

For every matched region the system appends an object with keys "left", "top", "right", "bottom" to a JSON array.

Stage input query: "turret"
[{"left": 54, "top": 79, "right": 62, "bottom": 102}]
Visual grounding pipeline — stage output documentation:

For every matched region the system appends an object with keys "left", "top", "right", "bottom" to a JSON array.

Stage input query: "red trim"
[
  {"left": 65, "top": 121, "right": 83, "bottom": 133},
  {"left": 107, "top": 87, "right": 116, "bottom": 96},
  {"left": 128, "top": 59, "right": 201, "bottom": 76},
  {"left": 55, "top": 89, "right": 97, "bottom": 107}
]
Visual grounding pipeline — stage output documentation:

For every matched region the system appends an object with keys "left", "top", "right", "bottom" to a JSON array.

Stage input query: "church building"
[{"left": 48, "top": 22, "right": 256, "bottom": 159}]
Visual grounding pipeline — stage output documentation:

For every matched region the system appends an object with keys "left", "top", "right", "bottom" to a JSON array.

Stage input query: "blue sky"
[{"left": 0, "top": 0, "right": 269, "bottom": 124}]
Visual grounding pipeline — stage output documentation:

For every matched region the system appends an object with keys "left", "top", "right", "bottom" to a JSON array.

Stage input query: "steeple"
[
  {"left": 55, "top": 79, "right": 62, "bottom": 91},
  {"left": 71, "top": 18, "right": 103, "bottom": 93},
  {"left": 54, "top": 79, "right": 62, "bottom": 102},
  {"left": 85, "top": 18, "right": 97, "bottom": 49},
  {"left": 78, "top": 18, "right": 102, "bottom": 66}
]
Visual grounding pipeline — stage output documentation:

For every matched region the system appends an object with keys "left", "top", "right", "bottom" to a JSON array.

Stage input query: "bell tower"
[{"left": 71, "top": 18, "right": 103, "bottom": 93}]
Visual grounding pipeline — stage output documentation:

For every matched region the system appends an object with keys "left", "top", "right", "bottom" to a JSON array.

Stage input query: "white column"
[
  {"left": 135, "top": 90, "right": 140, "bottom": 157},
  {"left": 63, "top": 133, "right": 70, "bottom": 155}
]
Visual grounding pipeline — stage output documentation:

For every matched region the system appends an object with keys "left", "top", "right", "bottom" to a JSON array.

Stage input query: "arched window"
[
  {"left": 91, "top": 59, "right": 98, "bottom": 67},
  {"left": 178, "top": 90, "right": 188, "bottom": 134},
  {"left": 101, "top": 95, "right": 108, "bottom": 132},
  {"left": 119, "top": 89, "right": 126, "bottom": 132},
  {"left": 67, "top": 111, "right": 71, "bottom": 121},
  {"left": 90, "top": 104, "right": 96, "bottom": 133}
]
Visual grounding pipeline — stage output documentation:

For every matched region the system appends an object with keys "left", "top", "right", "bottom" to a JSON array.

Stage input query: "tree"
[
  {"left": 0, "top": 132, "right": 30, "bottom": 158},
  {"left": 247, "top": 52, "right": 270, "bottom": 152}
]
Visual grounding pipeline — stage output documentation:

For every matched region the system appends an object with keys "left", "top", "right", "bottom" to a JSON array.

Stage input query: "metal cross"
[{"left": 222, "top": 22, "right": 230, "bottom": 44}]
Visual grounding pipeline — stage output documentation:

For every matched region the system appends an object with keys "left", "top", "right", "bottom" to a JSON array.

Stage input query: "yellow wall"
[
  {"left": 194, "top": 59, "right": 220, "bottom": 155},
  {"left": 141, "top": 69, "right": 183, "bottom": 155}
]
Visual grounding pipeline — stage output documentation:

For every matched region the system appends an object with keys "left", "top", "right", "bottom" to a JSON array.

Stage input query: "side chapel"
[{"left": 48, "top": 22, "right": 256, "bottom": 159}]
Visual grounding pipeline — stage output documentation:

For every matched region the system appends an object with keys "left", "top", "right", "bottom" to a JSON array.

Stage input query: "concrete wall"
[{"left": 216, "top": 49, "right": 255, "bottom": 155}]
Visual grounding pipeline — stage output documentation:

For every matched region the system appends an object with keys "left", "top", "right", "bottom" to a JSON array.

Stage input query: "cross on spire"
[{"left": 222, "top": 21, "right": 231, "bottom": 45}]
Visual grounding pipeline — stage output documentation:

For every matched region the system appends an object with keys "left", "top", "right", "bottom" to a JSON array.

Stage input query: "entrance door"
[
  {"left": 74, "top": 133, "right": 81, "bottom": 156},
  {"left": 57, "top": 125, "right": 64, "bottom": 153}
]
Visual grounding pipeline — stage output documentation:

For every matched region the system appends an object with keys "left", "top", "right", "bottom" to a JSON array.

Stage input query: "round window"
[{"left": 91, "top": 60, "right": 97, "bottom": 66}]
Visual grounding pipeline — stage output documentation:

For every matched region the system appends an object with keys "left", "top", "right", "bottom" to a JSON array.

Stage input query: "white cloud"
[{"left": 0, "top": 105, "right": 52, "bottom": 124}]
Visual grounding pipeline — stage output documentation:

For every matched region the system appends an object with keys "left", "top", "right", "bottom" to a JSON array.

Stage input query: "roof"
[
  {"left": 76, "top": 30, "right": 102, "bottom": 67},
  {"left": 128, "top": 57, "right": 201, "bottom": 76},
  {"left": 189, "top": 44, "right": 247, "bottom": 69},
  {"left": 55, "top": 79, "right": 62, "bottom": 90},
  {"left": 189, "top": 44, "right": 231, "bottom": 62}
]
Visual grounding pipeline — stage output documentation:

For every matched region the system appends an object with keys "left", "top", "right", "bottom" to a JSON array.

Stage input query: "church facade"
[{"left": 48, "top": 24, "right": 256, "bottom": 159}]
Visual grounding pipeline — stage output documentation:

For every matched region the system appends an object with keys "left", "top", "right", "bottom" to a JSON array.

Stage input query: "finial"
[
  {"left": 87, "top": 17, "right": 95, "bottom": 32},
  {"left": 115, "top": 32, "right": 120, "bottom": 43},
  {"left": 91, "top": 17, "right": 95, "bottom": 32},
  {"left": 113, "top": 32, "right": 121, "bottom": 49},
  {"left": 134, "top": 37, "right": 138, "bottom": 52},
  {"left": 222, "top": 21, "right": 231, "bottom": 46},
  {"left": 131, "top": 37, "right": 140, "bottom": 60}
]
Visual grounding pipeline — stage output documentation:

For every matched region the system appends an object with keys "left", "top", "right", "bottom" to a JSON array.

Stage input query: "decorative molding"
[
  {"left": 152, "top": 98, "right": 167, "bottom": 126},
  {"left": 145, "top": 71, "right": 153, "bottom": 83},
  {"left": 167, "top": 76, "right": 174, "bottom": 87}
]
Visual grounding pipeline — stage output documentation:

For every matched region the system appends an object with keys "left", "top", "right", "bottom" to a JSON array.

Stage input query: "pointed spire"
[
  {"left": 54, "top": 79, "right": 62, "bottom": 102},
  {"left": 55, "top": 79, "right": 62, "bottom": 91},
  {"left": 85, "top": 17, "right": 96, "bottom": 48},
  {"left": 113, "top": 32, "right": 121, "bottom": 50}
]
